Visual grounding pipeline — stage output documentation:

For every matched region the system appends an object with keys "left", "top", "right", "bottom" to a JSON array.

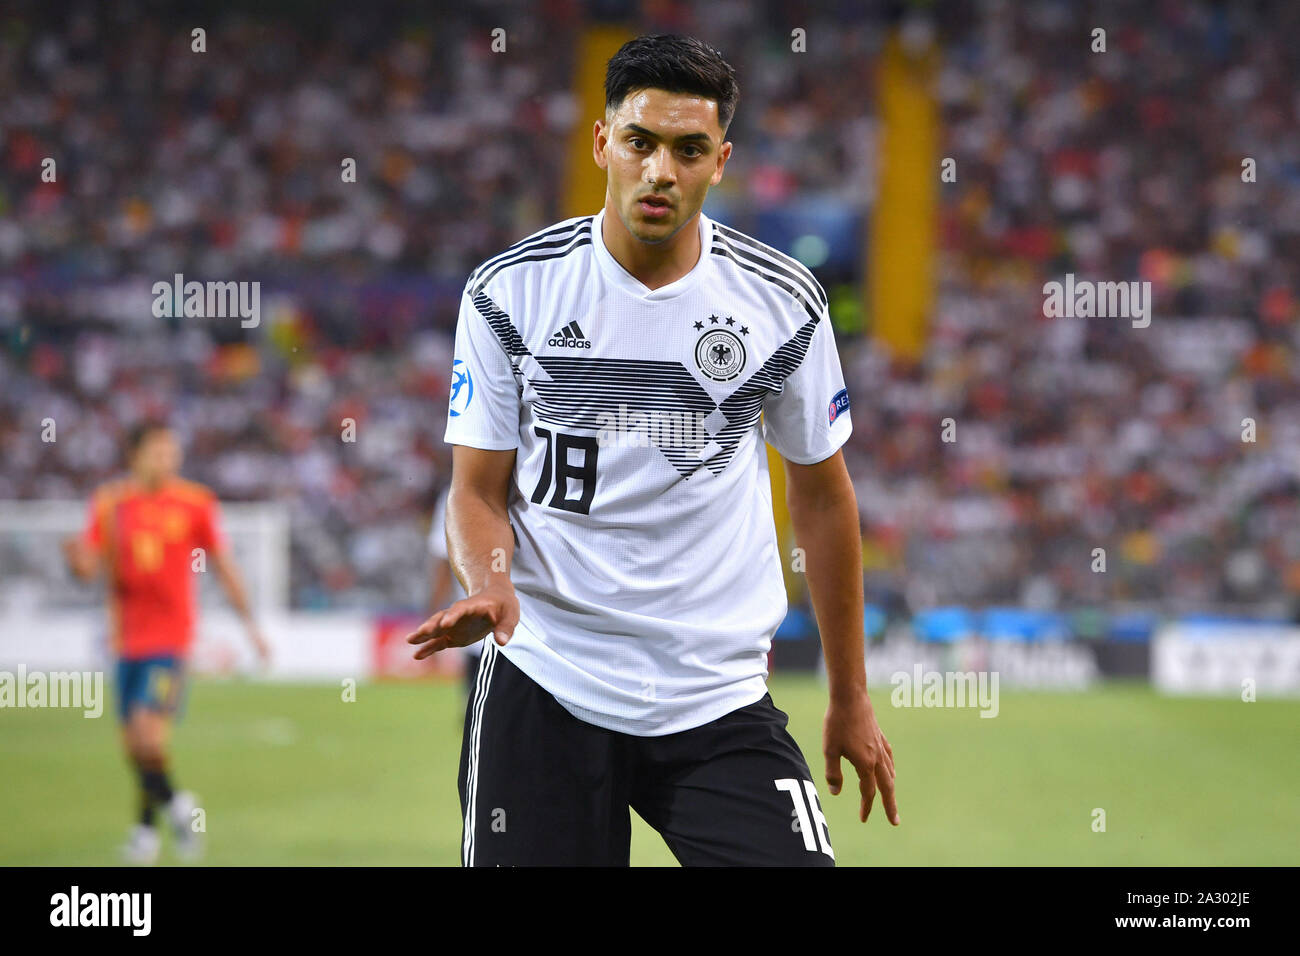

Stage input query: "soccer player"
[
  {"left": 409, "top": 34, "right": 897, "bottom": 866},
  {"left": 63, "top": 420, "right": 269, "bottom": 864}
]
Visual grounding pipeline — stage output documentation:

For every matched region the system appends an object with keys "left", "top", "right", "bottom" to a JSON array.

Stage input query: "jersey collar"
[{"left": 592, "top": 207, "right": 713, "bottom": 301}]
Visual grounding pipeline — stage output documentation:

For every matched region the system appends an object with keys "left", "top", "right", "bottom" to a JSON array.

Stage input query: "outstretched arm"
[
  {"left": 213, "top": 547, "right": 270, "bottom": 664},
  {"left": 407, "top": 445, "right": 520, "bottom": 657},
  {"left": 784, "top": 449, "right": 899, "bottom": 827}
]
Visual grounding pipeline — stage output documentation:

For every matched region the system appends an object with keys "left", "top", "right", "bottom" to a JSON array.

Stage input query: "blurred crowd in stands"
[{"left": 2, "top": 0, "right": 1297, "bottom": 619}]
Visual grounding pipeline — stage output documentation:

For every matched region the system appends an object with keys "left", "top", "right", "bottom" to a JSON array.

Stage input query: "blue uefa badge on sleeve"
[
  {"left": 450, "top": 359, "right": 474, "bottom": 417},
  {"left": 828, "top": 387, "right": 850, "bottom": 424}
]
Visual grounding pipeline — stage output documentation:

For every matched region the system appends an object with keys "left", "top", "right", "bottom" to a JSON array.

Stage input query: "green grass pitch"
[{"left": 1, "top": 675, "right": 1295, "bottom": 865}]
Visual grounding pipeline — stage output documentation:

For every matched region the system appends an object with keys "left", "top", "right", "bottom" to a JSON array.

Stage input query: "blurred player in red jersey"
[{"left": 62, "top": 420, "right": 270, "bottom": 864}]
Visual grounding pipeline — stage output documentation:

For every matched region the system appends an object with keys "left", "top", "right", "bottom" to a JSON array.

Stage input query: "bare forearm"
[
  {"left": 446, "top": 486, "right": 514, "bottom": 596},
  {"left": 789, "top": 487, "right": 867, "bottom": 702},
  {"left": 215, "top": 557, "right": 254, "bottom": 622}
]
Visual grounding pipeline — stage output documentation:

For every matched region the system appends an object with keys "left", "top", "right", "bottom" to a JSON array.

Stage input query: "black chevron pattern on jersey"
[
  {"left": 727, "top": 314, "right": 819, "bottom": 397},
  {"left": 675, "top": 315, "right": 816, "bottom": 474},
  {"left": 471, "top": 290, "right": 531, "bottom": 357},
  {"left": 465, "top": 224, "right": 827, "bottom": 480},
  {"left": 531, "top": 357, "right": 715, "bottom": 415},
  {"left": 531, "top": 355, "right": 734, "bottom": 478},
  {"left": 529, "top": 324, "right": 818, "bottom": 480}
]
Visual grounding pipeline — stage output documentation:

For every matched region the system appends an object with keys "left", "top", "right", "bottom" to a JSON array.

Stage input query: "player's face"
[
  {"left": 595, "top": 88, "right": 732, "bottom": 244},
  {"left": 134, "top": 430, "right": 182, "bottom": 481}
]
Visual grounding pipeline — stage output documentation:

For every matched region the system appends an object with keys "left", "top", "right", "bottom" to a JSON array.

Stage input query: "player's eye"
[{"left": 682, "top": 145, "right": 703, "bottom": 157}]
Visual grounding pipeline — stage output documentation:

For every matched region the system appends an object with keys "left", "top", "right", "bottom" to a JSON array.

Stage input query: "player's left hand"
[
  {"left": 248, "top": 625, "right": 272, "bottom": 668},
  {"left": 61, "top": 534, "right": 97, "bottom": 580},
  {"left": 823, "top": 692, "right": 899, "bottom": 826}
]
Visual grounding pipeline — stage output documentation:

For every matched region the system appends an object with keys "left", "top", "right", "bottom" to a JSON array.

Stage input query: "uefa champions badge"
[
  {"left": 828, "top": 387, "right": 850, "bottom": 424},
  {"left": 449, "top": 359, "right": 474, "bottom": 417},
  {"left": 693, "top": 314, "right": 747, "bottom": 382}
]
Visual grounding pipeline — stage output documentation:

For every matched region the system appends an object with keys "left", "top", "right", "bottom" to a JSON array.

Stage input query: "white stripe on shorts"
[{"left": 462, "top": 639, "right": 498, "bottom": 867}]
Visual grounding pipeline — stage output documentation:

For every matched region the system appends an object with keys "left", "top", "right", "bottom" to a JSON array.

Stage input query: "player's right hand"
[
  {"left": 405, "top": 582, "right": 519, "bottom": 659},
  {"left": 61, "top": 535, "right": 96, "bottom": 579}
]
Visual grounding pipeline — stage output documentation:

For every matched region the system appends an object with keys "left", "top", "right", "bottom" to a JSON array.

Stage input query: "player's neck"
[
  {"left": 602, "top": 201, "right": 701, "bottom": 291},
  {"left": 129, "top": 473, "right": 171, "bottom": 494}
]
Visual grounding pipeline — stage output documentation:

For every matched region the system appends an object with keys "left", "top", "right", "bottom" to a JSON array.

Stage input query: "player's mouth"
[{"left": 638, "top": 195, "right": 673, "bottom": 219}]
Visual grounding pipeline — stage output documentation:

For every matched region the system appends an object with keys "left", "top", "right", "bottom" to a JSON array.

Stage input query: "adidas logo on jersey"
[{"left": 548, "top": 321, "right": 592, "bottom": 348}]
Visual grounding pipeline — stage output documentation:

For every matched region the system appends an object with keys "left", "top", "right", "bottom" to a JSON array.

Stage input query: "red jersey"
[{"left": 82, "top": 477, "right": 227, "bottom": 660}]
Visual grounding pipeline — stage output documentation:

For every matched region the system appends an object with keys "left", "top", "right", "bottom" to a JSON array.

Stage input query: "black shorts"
[{"left": 457, "top": 640, "right": 836, "bottom": 867}]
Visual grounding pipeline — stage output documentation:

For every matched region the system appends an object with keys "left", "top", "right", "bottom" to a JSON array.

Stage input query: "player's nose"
[{"left": 644, "top": 147, "right": 676, "bottom": 186}]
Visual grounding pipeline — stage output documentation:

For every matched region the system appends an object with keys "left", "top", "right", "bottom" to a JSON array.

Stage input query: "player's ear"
[
  {"left": 710, "top": 140, "right": 732, "bottom": 186},
  {"left": 593, "top": 119, "right": 609, "bottom": 170}
]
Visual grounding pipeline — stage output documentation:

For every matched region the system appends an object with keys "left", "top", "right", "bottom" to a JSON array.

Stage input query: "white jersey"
[{"left": 444, "top": 208, "right": 852, "bottom": 735}]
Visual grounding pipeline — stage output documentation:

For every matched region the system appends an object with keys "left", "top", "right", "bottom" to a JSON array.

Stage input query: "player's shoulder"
[
  {"left": 707, "top": 215, "right": 828, "bottom": 321},
  {"left": 167, "top": 477, "right": 218, "bottom": 507},
  {"left": 90, "top": 477, "right": 133, "bottom": 509},
  {"left": 465, "top": 214, "right": 596, "bottom": 298}
]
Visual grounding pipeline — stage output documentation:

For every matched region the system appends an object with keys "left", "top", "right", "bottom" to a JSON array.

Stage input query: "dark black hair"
[
  {"left": 605, "top": 34, "right": 739, "bottom": 133},
  {"left": 125, "top": 418, "right": 172, "bottom": 459}
]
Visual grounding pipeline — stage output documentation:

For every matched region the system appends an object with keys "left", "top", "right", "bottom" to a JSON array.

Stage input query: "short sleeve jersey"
[
  {"left": 445, "top": 209, "right": 852, "bottom": 735},
  {"left": 83, "top": 477, "right": 227, "bottom": 659}
]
